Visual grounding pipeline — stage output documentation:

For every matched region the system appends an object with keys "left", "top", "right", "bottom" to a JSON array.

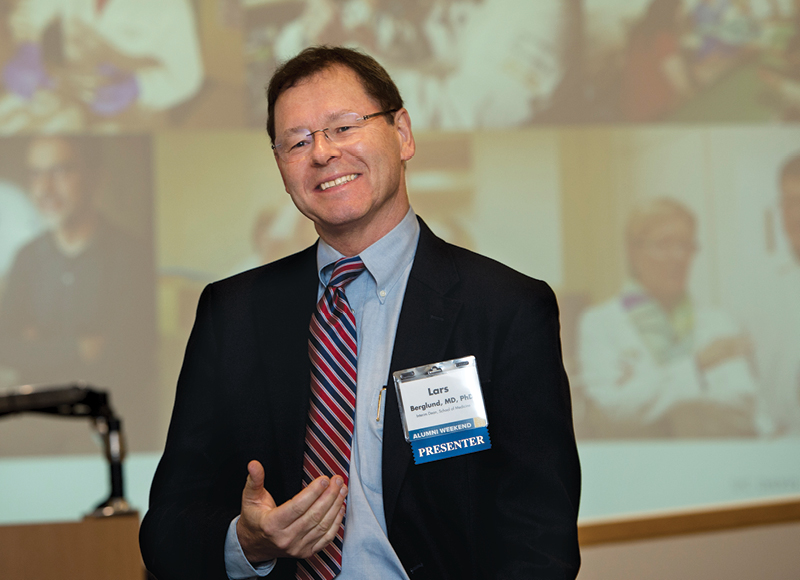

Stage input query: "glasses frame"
[{"left": 272, "top": 109, "right": 399, "bottom": 162}]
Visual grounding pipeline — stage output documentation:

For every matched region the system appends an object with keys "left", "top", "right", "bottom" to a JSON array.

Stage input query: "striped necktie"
[{"left": 297, "top": 256, "right": 365, "bottom": 580}]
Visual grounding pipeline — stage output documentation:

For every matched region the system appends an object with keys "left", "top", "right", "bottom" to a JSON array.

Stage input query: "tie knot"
[{"left": 328, "top": 256, "right": 365, "bottom": 289}]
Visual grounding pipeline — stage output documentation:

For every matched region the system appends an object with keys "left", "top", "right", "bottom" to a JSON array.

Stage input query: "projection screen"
[{"left": 1, "top": 0, "right": 799, "bottom": 524}]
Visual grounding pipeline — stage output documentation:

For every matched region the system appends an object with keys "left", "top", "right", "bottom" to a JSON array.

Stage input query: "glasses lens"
[{"left": 277, "top": 113, "right": 373, "bottom": 161}]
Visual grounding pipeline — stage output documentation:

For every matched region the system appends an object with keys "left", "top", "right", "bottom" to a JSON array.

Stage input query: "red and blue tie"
[{"left": 297, "top": 256, "right": 365, "bottom": 580}]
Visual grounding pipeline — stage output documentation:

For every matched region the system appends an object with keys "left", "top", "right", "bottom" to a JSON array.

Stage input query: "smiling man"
[{"left": 141, "top": 46, "right": 580, "bottom": 580}]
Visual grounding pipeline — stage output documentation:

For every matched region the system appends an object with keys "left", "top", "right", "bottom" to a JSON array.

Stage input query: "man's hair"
[
  {"left": 266, "top": 45, "right": 404, "bottom": 144},
  {"left": 625, "top": 196, "right": 696, "bottom": 250},
  {"left": 779, "top": 153, "right": 800, "bottom": 188},
  {"left": 27, "top": 135, "right": 102, "bottom": 192},
  {"left": 28, "top": 135, "right": 101, "bottom": 170}
]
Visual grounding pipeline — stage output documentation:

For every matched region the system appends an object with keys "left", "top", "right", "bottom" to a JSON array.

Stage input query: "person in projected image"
[
  {"left": 0, "top": 0, "right": 203, "bottom": 132},
  {"left": 753, "top": 154, "right": 800, "bottom": 435},
  {"left": 578, "top": 198, "right": 772, "bottom": 438},
  {"left": 621, "top": 0, "right": 696, "bottom": 121},
  {"left": 759, "top": 3, "right": 800, "bottom": 121},
  {"left": 0, "top": 135, "right": 155, "bottom": 448}
]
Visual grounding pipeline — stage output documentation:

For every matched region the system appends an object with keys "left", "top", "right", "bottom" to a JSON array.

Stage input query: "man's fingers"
[
  {"left": 270, "top": 475, "right": 345, "bottom": 534},
  {"left": 237, "top": 472, "right": 348, "bottom": 562},
  {"left": 304, "top": 491, "right": 347, "bottom": 554},
  {"left": 289, "top": 475, "right": 339, "bottom": 517}
]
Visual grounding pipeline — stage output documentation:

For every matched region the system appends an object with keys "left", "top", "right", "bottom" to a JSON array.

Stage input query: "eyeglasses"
[
  {"left": 272, "top": 109, "right": 398, "bottom": 162},
  {"left": 29, "top": 163, "right": 80, "bottom": 181},
  {"left": 638, "top": 239, "right": 698, "bottom": 258}
]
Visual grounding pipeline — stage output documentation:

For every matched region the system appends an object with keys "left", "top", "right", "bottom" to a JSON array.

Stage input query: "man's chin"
[
  {"left": 40, "top": 214, "right": 66, "bottom": 229},
  {"left": 790, "top": 245, "right": 800, "bottom": 264}
]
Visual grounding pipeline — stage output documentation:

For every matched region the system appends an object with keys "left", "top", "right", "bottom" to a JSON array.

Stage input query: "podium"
[{"left": 0, "top": 513, "right": 144, "bottom": 580}]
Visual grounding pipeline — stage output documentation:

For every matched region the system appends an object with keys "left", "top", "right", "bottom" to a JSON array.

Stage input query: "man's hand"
[
  {"left": 236, "top": 460, "right": 347, "bottom": 564},
  {"left": 695, "top": 335, "right": 752, "bottom": 373}
]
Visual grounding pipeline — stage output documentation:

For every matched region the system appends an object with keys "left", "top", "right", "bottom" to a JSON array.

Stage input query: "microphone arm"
[{"left": 0, "top": 383, "right": 135, "bottom": 517}]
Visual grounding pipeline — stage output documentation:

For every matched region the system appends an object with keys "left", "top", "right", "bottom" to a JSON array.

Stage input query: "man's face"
[
  {"left": 629, "top": 216, "right": 696, "bottom": 306},
  {"left": 781, "top": 175, "right": 800, "bottom": 261},
  {"left": 272, "top": 65, "right": 415, "bottom": 247},
  {"left": 27, "top": 138, "right": 90, "bottom": 229}
]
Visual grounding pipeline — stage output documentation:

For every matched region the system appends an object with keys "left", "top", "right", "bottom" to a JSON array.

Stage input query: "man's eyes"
[
  {"left": 289, "top": 139, "right": 310, "bottom": 151},
  {"left": 286, "top": 123, "right": 362, "bottom": 150}
]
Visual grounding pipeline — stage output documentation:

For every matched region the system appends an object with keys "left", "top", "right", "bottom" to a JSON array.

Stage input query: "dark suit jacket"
[{"left": 140, "top": 219, "right": 581, "bottom": 579}]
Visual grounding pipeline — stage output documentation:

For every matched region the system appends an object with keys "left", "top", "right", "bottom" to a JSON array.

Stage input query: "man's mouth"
[{"left": 319, "top": 173, "right": 358, "bottom": 191}]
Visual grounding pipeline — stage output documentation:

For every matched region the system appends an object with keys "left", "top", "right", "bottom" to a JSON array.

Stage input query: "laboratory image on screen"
[{"left": 583, "top": 0, "right": 800, "bottom": 123}]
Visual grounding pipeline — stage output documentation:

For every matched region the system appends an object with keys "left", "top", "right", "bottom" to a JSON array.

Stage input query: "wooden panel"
[
  {"left": 0, "top": 514, "right": 143, "bottom": 580},
  {"left": 579, "top": 498, "right": 800, "bottom": 546}
]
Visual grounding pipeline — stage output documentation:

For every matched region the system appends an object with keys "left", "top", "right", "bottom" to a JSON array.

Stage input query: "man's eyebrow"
[{"left": 279, "top": 110, "right": 357, "bottom": 137}]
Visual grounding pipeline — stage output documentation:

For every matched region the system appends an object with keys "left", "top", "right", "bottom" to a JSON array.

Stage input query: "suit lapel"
[
  {"left": 382, "top": 219, "right": 462, "bottom": 529},
  {"left": 253, "top": 245, "right": 320, "bottom": 500}
]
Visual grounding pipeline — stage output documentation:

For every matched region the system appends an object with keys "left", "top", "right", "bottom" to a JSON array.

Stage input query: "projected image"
[
  {"left": 0, "top": 0, "right": 249, "bottom": 133},
  {"left": 750, "top": 151, "right": 800, "bottom": 435},
  {"left": 226, "top": 204, "right": 318, "bottom": 276},
  {"left": 578, "top": 198, "right": 764, "bottom": 438},
  {"left": 566, "top": 127, "right": 800, "bottom": 439},
  {"left": 0, "top": 135, "right": 157, "bottom": 455},
  {"left": 241, "top": 0, "right": 577, "bottom": 129},
  {"left": 584, "top": 0, "right": 800, "bottom": 123}
]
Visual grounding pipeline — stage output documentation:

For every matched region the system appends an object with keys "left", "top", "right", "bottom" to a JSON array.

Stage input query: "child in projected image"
[{"left": 578, "top": 197, "right": 772, "bottom": 438}]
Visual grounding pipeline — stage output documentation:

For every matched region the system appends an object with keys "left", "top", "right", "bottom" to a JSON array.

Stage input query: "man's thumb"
[{"left": 244, "top": 460, "right": 265, "bottom": 495}]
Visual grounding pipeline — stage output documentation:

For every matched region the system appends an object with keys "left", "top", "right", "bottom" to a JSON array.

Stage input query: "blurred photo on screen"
[
  {"left": 241, "top": 0, "right": 579, "bottom": 129},
  {"left": 584, "top": 0, "right": 800, "bottom": 123},
  {"left": 0, "top": 134, "right": 156, "bottom": 455}
]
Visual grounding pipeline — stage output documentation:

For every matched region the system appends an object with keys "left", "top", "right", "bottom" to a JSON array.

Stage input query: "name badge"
[{"left": 393, "top": 356, "right": 491, "bottom": 464}]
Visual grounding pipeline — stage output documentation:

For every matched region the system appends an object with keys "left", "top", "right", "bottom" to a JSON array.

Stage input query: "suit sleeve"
[
  {"left": 139, "top": 284, "right": 241, "bottom": 580},
  {"left": 487, "top": 283, "right": 581, "bottom": 579}
]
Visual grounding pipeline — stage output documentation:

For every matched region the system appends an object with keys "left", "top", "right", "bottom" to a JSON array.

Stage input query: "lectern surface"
[{"left": 0, "top": 513, "right": 143, "bottom": 580}]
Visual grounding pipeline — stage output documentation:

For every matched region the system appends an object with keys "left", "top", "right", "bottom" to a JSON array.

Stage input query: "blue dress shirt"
[{"left": 225, "top": 208, "right": 419, "bottom": 579}]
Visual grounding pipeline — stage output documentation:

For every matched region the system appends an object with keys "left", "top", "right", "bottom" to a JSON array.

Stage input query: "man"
[
  {"left": 140, "top": 46, "right": 580, "bottom": 579},
  {"left": 578, "top": 197, "right": 769, "bottom": 438},
  {"left": 0, "top": 135, "right": 156, "bottom": 454},
  {"left": 754, "top": 154, "right": 800, "bottom": 434}
]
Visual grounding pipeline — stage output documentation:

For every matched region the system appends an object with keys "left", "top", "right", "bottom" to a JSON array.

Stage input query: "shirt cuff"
[{"left": 224, "top": 516, "right": 276, "bottom": 578}]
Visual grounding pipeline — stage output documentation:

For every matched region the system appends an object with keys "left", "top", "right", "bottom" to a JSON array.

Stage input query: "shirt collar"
[{"left": 316, "top": 207, "right": 420, "bottom": 299}]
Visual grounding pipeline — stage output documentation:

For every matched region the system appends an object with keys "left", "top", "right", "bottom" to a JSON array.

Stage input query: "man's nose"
[
  {"left": 32, "top": 171, "right": 54, "bottom": 194},
  {"left": 309, "top": 130, "right": 341, "bottom": 164}
]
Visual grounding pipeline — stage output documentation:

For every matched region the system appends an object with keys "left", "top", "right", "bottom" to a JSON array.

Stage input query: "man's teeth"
[{"left": 319, "top": 174, "right": 357, "bottom": 190}]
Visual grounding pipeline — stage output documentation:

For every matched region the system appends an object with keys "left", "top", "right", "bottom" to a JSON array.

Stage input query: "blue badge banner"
[
  {"left": 409, "top": 418, "right": 477, "bottom": 441},
  {"left": 411, "top": 426, "right": 491, "bottom": 464}
]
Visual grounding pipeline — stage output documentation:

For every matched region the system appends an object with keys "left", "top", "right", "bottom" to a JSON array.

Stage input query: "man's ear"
[
  {"left": 273, "top": 151, "right": 291, "bottom": 194},
  {"left": 394, "top": 108, "right": 415, "bottom": 162}
]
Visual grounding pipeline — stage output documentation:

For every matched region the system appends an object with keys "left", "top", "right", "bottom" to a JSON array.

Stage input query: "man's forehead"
[
  {"left": 782, "top": 175, "right": 800, "bottom": 198},
  {"left": 28, "top": 138, "right": 76, "bottom": 165},
  {"left": 274, "top": 65, "right": 376, "bottom": 126}
]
